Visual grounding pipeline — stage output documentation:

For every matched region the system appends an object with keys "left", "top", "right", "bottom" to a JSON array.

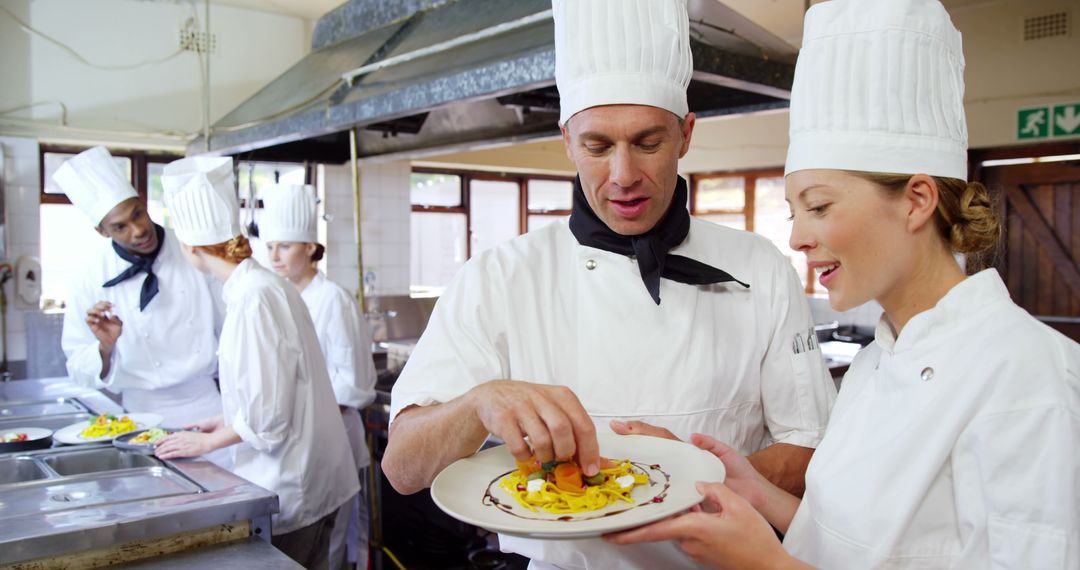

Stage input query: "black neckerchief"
[
  {"left": 102, "top": 224, "right": 166, "bottom": 311},
  {"left": 568, "top": 176, "right": 749, "bottom": 305}
]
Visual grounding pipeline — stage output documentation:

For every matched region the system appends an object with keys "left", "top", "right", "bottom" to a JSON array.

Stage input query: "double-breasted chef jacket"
[
  {"left": 62, "top": 228, "right": 224, "bottom": 426},
  {"left": 785, "top": 269, "right": 1080, "bottom": 568},
  {"left": 391, "top": 217, "right": 837, "bottom": 570},
  {"left": 219, "top": 258, "right": 360, "bottom": 535}
]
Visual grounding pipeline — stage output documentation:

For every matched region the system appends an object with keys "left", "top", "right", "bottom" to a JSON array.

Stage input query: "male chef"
[
  {"left": 384, "top": 1, "right": 835, "bottom": 568},
  {"left": 55, "top": 147, "right": 224, "bottom": 430}
]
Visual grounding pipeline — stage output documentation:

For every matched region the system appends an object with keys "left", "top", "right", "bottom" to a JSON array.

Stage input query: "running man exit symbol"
[
  {"left": 1018, "top": 108, "right": 1048, "bottom": 140},
  {"left": 1053, "top": 104, "right": 1080, "bottom": 137}
]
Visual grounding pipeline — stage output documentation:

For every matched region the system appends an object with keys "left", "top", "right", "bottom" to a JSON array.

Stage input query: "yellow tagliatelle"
[
  {"left": 79, "top": 414, "right": 137, "bottom": 438},
  {"left": 499, "top": 460, "right": 649, "bottom": 514}
]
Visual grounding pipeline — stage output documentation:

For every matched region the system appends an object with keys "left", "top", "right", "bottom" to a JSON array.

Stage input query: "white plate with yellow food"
[
  {"left": 430, "top": 432, "right": 725, "bottom": 539},
  {"left": 53, "top": 413, "right": 163, "bottom": 445}
]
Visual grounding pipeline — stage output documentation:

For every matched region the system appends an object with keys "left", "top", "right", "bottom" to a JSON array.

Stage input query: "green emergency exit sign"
[{"left": 1018, "top": 102, "right": 1080, "bottom": 140}]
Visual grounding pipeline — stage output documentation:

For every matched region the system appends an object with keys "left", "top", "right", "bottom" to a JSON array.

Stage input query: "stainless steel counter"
[
  {"left": 0, "top": 376, "right": 124, "bottom": 435},
  {"left": 0, "top": 378, "right": 279, "bottom": 566}
]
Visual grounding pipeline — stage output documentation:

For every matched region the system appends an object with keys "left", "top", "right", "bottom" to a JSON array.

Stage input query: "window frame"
[
  {"left": 39, "top": 144, "right": 184, "bottom": 207},
  {"left": 691, "top": 167, "right": 815, "bottom": 293},
  {"left": 410, "top": 167, "right": 574, "bottom": 261}
]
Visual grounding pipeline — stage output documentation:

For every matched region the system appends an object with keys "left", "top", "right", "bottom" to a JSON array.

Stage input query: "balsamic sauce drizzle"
[{"left": 481, "top": 461, "right": 671, "bottom": 523}]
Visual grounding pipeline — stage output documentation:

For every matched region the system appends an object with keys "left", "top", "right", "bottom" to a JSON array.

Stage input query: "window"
[
  {"left": 39, "top": 146, "right": 181, "bottom": 306},
  {"left": 410, "top": 173, "right": 467, "bottom": 290},
  {"left": 410, "top": 170, "right": 574, "bottom": 291},
  {"left": 526, "top": 179, "right": 572, "bottom": 232},
  {"left": 691, "top": 170, "right": 812, "bottom": 293}
]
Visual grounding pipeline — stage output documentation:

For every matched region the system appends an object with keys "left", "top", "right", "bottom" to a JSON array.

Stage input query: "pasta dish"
[{"left": 499, "top": 457, "right": 649, "bottom": 514}]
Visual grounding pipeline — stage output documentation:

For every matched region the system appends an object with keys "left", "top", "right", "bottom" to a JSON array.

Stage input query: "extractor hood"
[{"left": 189, "top": 0, "right": 798, "bottom": 163}]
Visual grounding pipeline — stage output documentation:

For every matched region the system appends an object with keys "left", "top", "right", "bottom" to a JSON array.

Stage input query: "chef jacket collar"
[
  {"left": 222, "top": 257, "right": 259, "bottom": 306},
  {"left": 874, "top": 269, "right": 1010, "bottom": 354}
]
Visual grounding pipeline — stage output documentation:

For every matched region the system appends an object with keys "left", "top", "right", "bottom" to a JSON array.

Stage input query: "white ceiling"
[{"left": 212, "top": 0, "right": 1009, "bottom": 47}]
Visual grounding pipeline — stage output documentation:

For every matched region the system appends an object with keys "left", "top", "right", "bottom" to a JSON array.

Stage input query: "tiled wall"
[
  {"left": 1, "top": 135, "right": 43, "bottom": 373},
  {"left": 322, "top": 161, "right": 411, "bottom": 297}
]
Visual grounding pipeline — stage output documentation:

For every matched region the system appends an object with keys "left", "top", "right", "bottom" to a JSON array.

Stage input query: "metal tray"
[
  {"left": 0, "top": 467, "right": 204, "bottom": 521},
  {"left": 0, "top": 398, "right": 87, "bottom": 419}
]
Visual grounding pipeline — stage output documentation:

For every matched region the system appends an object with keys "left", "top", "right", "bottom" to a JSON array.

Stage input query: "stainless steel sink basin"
[
  {"left": 0, "top": 457, "right": 50, "bottom": 485},
  {"left": 41, "top": 448, "right": 159, "bottom": 476},
  {"left": 0, "top": 467, "right": 203, "bottom": 521}
]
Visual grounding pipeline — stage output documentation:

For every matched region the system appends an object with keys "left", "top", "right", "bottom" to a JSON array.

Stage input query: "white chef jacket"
[
  {"left": 219, "top": 258, "right": 360, "bottom": 535},
  {"left": 391, "top": 218, "right": 836, "bottom": 570},
  {"left": 784, "top": 269, "right": 1080, "bottom": 569},
  {"left": 61, "top": 228, "right": 223, "bottom": 427},
  {"left": 301, "top": 270, "right": 377, "bottom": 469}
]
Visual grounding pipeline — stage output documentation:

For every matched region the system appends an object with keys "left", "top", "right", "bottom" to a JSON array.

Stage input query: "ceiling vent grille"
[{"left": 1023, "top": 11, "right": 1070, "bottom": 41}]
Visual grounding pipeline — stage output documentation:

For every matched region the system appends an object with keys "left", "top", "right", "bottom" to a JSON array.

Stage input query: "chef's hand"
[
  {"left": 155, "top": 426, "right": 239, "bottom": 459},
  {"left": 185, "top": 414, "right": 224, "bottom": 434},
  {"left": 690, "top": 434, "right": 767, "bottom": 509},
  {"left": 86, "top": 301, "right": 122, "bottom": 350},
  {"left": 605, "top": 482, "right": 805, "bottom": 570},
  {"left": 609, "top": 419, "right": 680, "bottom": 441},
  {"left": 470, "top": 380, "right": 600, "bottom": 476},
  {"left": 154, "top": 431, "right": 216, "bottom": 459}
]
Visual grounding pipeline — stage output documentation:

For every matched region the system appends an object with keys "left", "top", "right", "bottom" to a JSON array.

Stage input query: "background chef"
[
  {"left": 54, "top": 146, "right": 224, "bottom": 431},
  {"left": 383, "top": 0, "right": 836, "bottom": 568},
  {"left": 154, "top": 156, "right": 358, "bottom": 569},
  {"left": 260, "top": 183, "right": 377, "bottom": 570}
]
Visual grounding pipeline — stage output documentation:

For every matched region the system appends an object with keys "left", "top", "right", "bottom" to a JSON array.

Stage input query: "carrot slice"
[
  {"left": 553, "top": 462, "right": 584, "bottom": 494},
  {"left": 516, "top": 457, "right": 541, "bottom": 476}
]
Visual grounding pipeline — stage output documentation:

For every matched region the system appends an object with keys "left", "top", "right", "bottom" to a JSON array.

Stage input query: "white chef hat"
[
  {"left": 785, "top": 0, "right": 968, "bottom": 181},
  {"left": 554, "top": 0, "right": 693, "bottom": 124},
  {"left": 52, "top": 146, "right": 139, "bottom": 226},
  {"left": 259, "top": 183, "right": 319, "bottom": 244},
  {"left": 161, "top": 156, "right": 242, "bottom": 246}
]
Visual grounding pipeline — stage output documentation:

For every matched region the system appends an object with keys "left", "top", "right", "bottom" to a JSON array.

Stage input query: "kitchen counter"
[
  {"left": 113, "top": 537, "right": 302, "bottom": 569},
  {"left": 0, "top": 378, "right": 279, "bottom": 566}
]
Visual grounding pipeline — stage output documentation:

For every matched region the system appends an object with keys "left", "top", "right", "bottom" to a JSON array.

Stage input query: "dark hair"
[
  {"left": 853, "top": 172, "right": 1002, "bottom": 270},
  {"left": 193, "top": 235, "right": 253, "bottom": 264},
  {"left": 310, "top": 243, "right": 325, "bottom": 263}
]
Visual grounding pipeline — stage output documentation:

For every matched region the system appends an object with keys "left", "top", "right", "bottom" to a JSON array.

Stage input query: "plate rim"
[{"left": 429, "top": 432, "right": 725, "bottom": 539}]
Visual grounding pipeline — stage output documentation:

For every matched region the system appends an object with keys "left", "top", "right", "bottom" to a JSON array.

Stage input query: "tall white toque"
[
  {"left": 161, "top": 156, "right": 242, "bottom": 246},
  {"left": 785, "top": 0, "right": 969, "bottom": 181},
  {"left": 259, "top": 183, "right": 319, "bottom": 244},
  {"left": 52, "top": 146, "right": 139, "bottom": 226},
  {"left": 554, "top": 0, "right": 693, "bottom": 125}
]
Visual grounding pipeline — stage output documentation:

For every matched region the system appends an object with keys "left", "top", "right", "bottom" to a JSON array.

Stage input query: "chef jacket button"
[
  {"left": 920, "top": 367, "right": 934, "bottom": 382},
  {"left": 585, "top": 259, "right": 597, "bottom": 270}
]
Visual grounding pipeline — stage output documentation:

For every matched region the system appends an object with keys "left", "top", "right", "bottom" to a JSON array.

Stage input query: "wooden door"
[{"left": 983, "top": 158, "right": 1080, "bottom": 342}]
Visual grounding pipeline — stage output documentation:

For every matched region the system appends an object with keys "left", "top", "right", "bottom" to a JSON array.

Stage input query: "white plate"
[
  {"left": 430, "top": 432, "right": 725, "bottom": 539},
  {"left": 53, "top": 413, "right": 164, "bottom": 445},
  {"left": 0, "top": 427, "right": 52, "bottom": 441}
]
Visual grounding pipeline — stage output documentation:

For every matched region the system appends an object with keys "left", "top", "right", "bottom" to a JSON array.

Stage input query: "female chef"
[
  {"left": 259, "top": 183, "right": 376, "bottom": 570},
  {"left": 153, "top": 156, "right": 360, "bottom": 570},
  {"left": 607, "top": 0, "right": 1079, "bottom": 568}
]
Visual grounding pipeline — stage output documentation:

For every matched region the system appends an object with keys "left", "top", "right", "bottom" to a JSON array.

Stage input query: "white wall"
[
  {"left": 322, "top": 161, "right": 412, "bottom": 298},
  {"left": 0, "top": 0, "right": 311, "bottom": 149},
  {"left": 956, "top": 0, "right": 1080, "bottom": 149},
  {"left": 1, "top": 136, "right": 43, "bottom": 366}
]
